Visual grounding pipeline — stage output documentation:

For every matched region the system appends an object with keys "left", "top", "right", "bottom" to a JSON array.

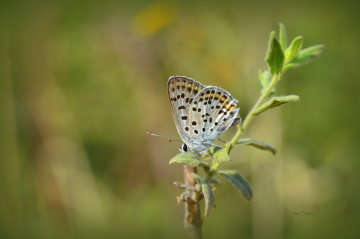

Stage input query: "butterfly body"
[{"left": 168, "top": 76, "right": 241, "bottom": 154}]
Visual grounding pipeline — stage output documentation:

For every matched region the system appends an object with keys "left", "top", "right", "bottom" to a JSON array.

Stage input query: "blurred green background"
[{"left": 1, "top": 0, "right": 360, "bottom": 238}]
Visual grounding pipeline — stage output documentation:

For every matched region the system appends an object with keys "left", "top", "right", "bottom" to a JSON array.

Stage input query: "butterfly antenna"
[{"left": 147, "top": 132, "right": 183, "bottom": 143}]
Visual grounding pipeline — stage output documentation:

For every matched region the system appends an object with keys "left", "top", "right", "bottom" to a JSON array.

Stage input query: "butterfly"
[{"left": 166, "top": 76, "right": 241, "bottom": 154}]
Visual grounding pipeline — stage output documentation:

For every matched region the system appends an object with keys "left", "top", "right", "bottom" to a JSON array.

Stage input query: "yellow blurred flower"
[{"left": 133, "top": 1, "right": 178, "bottom": 36}]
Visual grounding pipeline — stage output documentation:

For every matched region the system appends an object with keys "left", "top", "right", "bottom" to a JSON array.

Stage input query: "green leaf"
[
  {"left": 234, "top": 138, "right": 277, "bottom": 155},
  {"left": 279, "top": 23, "right": 287, "bottom": 51},
  {"left": 191, "top": 173, "right": 202, "bottom": 185},
  {"left": 258, "top": 69, "right": 275, "bottom": 96},
  {"left": 209, "top": 177, "right": 221, "bottom": 185},
  {"left": 173, "top": 181, "right": 196, "bottom": 191},
  {"left": 252, "top": 95, "right": 300, "bottom": 116},
  {"left": 169, "top": 153, "right": 207, "bottom": 167},
  {"left": 284, "top": 44, "right": 324, "bottom": 70},
  {"left": 259, "top": 69, "right": 270, "bottom": 90},
  {"left": 265, "top": 31, "right": 285, "bottom": 75},
  {"left": 211, "top": 142, "right": 231, "bottom": 162},
  {"left": 217, "top": 170, "right": 253, "bottom": 200},
  {"left": 202, "top": 183, "right": 215, "bottom": 217},
  {"left": 285, "top": 36, "right": 303, "bottom": 62}
]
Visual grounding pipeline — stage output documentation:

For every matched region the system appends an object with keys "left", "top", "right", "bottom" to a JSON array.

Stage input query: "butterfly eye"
[{"left": 182, "top": 143, "right": 188, "bottom": 152}]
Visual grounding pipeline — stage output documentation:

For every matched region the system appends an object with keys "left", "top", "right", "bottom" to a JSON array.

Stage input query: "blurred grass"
[{"left": 1, "top": 0, "right": 360, "bottom": 238}]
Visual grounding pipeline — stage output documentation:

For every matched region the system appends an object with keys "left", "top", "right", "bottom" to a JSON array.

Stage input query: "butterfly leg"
[
  {"left": 200, "top": 151, "right": 216, "bottom": 160},
  {"left": 192, "top": 151, "right": 202, "bottom": 159},
  {"left": 209, "top": 143, "right": 225, "bottom": 148},
  {"left": 217, "top": 138, "right": 227, "bottom": 143}
]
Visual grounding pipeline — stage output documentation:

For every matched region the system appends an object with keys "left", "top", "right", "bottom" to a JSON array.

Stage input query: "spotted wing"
[
  {"left": 168, "top": 76, "right": 206, "bottom": 144},
  {"left": 188, "top": 86, "right": 240, "bottom": 145}
]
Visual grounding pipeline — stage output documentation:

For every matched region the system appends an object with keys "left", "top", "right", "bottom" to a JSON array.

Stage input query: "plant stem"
[
  {"left": 183, "top": 166, "right": 202, "bottom": 239},
  {"left": 212, "top": 73, "right": 281, "bottom": 172},
  {"left": 233, "top": 73, "right": 281, "bottom": 144}
]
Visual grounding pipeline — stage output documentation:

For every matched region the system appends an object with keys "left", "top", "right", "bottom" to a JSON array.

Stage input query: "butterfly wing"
[
  {"left": 188, "top": 86, "right": 240, "bottom": 146},
  {"left": 167, "top": 76, "right": 206, "bottom": 145}
]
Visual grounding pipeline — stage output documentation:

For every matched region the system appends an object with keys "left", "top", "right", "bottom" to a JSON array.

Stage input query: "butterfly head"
[{"left": 179, "top": 143, "right": 189, "bottom": 153}]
